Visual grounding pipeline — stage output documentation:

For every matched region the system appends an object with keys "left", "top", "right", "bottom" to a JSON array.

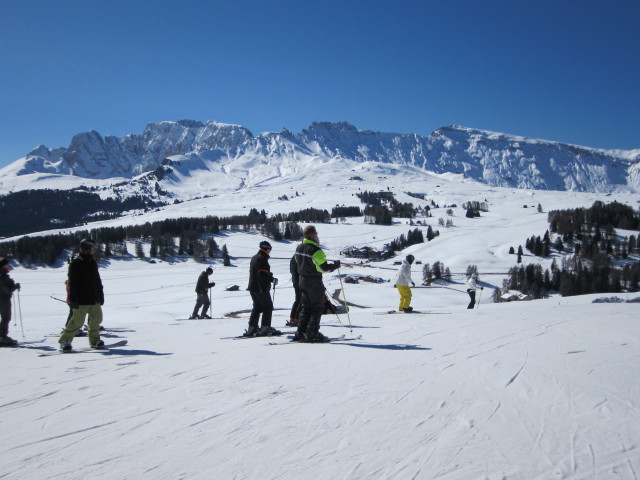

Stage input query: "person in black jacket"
[
  {"left": 190, "top": 267, "right": 215, "bottom": 319},
  {"left": 287, "top": 254, "right": 301, "bottom": 327},
  {"left": 58, "top": 239, "right": 105, "bottom": 352},
  {"left": 0, "top": 257, "right": 21, "bottom": 347},
  {"left": 244, "top": 241, "right": 280, "bottom": 337},
  {"left": 293, "top": 226, "right": 340, "bottom": 343}
]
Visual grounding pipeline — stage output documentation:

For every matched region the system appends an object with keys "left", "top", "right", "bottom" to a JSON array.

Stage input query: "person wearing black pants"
[
  {"left": 287, "top": 255, "right": 301, "bottom": 326},
  {"left": 244, "top": 241, "right": 280, "bottom": 337},
  {"left": 0, "top": 257, "right": 20, "bottom": 347},
  {"left": 293, "top": 226, "right": 340, "bottom": 343}
]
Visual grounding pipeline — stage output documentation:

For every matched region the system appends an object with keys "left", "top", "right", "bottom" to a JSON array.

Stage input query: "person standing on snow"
[
  {"left": 466, "top": 273, "right": 483, "bottom": 309},
  {"left": 287, "top": 254, "right": 301, "bottom": 327},
  {"left": 293, "top": 225, "right": 340, "bottom": 342},
  {"left": 190, "top": 267, "right": 216, "bottom": 319},
  {"left": 58, "top": 239, "right": 105, "bottom": 352},
  {"left": 394, "top": 254, "right": 416, "bottom": 313},
  {"left": 244, "top": 241, "right": 281, "bottom": 337},
  {"left": 0, "top": 257, "right": 21, "bottom": 347}
]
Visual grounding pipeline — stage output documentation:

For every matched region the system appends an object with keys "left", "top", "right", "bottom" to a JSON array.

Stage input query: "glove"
[
  {"left": 272, "top": 277, "right": 278, "bottom": 286},
  {"left": 209, "top": 282, "right": 216, "bottom": 288},
  {"left": 411, "top": 282, "right": 415, "bottom": 287},
  {"left": 15, "top": 283, "right": 21, "bottom": 290},
  {"left": 481, "top": 287, "right": 484, "bottom": 290},
  {"left": 333, "top": 260, "right": 341, "bottom": 269}
]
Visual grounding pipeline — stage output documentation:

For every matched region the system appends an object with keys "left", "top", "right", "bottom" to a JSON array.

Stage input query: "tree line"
[
  {"left": 0, "top": 189, "right": 165, "bottom": 238},
  {"left": 503, "top": 201, "right": 640, "bottom": 299},
  {"left": 0, "top": 207, "right": 331, "bottom": 267}
]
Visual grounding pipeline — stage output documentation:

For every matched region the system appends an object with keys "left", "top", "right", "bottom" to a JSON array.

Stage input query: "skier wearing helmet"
[{"left": 394, "top": 254, "right": 416, "bottom": 313}]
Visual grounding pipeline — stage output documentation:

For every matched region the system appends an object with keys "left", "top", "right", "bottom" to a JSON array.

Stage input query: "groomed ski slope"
[{"left": 1, "top": 174, "right": 639, "bottom": 479}]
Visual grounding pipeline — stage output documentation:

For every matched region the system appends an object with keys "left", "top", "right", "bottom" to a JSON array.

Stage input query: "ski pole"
[
  {"left": 336, "top": 267, "right": 353, "bottom": 332},
  {"left": 272, "top": 281, "right": 276, "bottom": 304},
  {"left": 476, "top": 288, "right": 483, "bottom": 310},
  {"left": 17, "top": 290, "right": 24, "bottom": 338},
  {"left": 50, "top": 295, "right": 67, "bottom": 303}
]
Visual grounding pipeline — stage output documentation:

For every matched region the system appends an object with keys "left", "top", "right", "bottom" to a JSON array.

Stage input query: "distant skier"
[
  {"left": 394, "top": 254, "right": 416, "bottom": 313},
  {"left": 243, "top": 241, "right": 280, "bottom": 337},
  {"left": 466, "top": 273, "right": 483, "bottom": 309},
  {"left": 190, "top": 267, "right": 216, "bottom": 319},
  {"left": 293, "top": 226, "right": 340, "bottom": 342},
  {"left": 58, "top": 239, "right": 105, "bottom": 352},
  {"left": 0, "top": 257, "right": 21, "bottom": 347}
]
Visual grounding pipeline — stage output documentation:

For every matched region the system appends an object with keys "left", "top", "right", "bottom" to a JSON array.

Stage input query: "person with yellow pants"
[{"left": 394, "top": 254, "right": 415, "bottom": 313}]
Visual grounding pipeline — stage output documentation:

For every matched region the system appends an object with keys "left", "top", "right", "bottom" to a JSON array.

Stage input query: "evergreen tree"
[{"left": 222, "top": 244, "right": 231, "bottom": 266}]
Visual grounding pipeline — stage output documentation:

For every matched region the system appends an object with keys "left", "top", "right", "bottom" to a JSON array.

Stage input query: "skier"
[
  {"left": 0, "top": 257, "right": 21, "bottom": 347},
  {"left": 466, "top": 273, "right": 483, "bottom": 309},
  {"left": 58, "top": 239, "right": 105, "bottom": 352},
  {"left": 287, "top": 254, "right": 300, "bottom": 327},
  {"left": 394, "top": 254, "right": 416, "bottom": 312},
  {"left": 190, "top": 267, "right": 216, "bottom": 319},
  {"left": 243, "top": 241, "right": 280, "bottom": 337},
  {"left": 293, "top": 225, "right": 340, "bottom": 342}
]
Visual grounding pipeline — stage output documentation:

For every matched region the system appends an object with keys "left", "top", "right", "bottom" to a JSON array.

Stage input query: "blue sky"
[{"left": 1, "top": 0, "right": 639, "bottom": 168}]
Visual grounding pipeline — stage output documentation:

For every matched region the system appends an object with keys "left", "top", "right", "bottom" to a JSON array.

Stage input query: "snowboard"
[{"left": 38, "top": 340, "right": 128, "bottom": 356}]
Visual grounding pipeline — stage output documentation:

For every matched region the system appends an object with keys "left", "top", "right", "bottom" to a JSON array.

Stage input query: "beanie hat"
[
  {"left": 406, "top": 254, "right": 415, "bottom": 264},
  {"left": 0, "top": 257, "right": 7, "bottom": 268},
  {"left": 206, "top": 267, "right": 213, "bottom": 274},
  {"left": 259, "top": 241, "right": 272, "bottom": 250}
]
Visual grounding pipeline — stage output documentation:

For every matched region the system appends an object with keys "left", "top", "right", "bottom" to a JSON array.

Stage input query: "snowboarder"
[
  {"left": 466, "top": 273, "right": 483, "bottom": 309},
  {"left": 292, "top": 226, "right": 340, "bottom": 342},
  {"left": 0, "top": 257, "right": 21, "bottom": 347},
  {"left": 190, "top": 267, "right": 216, "bottom": 319},
  {"left": 58, "top": 239, "right": 105, "bottom": 352},
  {"left": 244, "top": 241, "right": 280, "bottom": 337},
  {"left": 394, "top": 254, "right": 416, "bottom": 312},
  {"left": 287, "top": 254, "right": 300, "bottom": 327}
]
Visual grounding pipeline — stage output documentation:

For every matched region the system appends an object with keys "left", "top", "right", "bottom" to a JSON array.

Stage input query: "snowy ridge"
[{"left": 1, "top": 120, "right": 638, "bottom": 197}]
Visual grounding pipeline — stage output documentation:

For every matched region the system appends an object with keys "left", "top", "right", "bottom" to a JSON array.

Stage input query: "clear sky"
[{"left": 1, "top": 0, "right": 639, "bottom": 168}]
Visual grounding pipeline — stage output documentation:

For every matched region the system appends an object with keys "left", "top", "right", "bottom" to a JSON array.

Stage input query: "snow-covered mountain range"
[{"left": 1, "top": 120, "right": 639, "bottom": 198}]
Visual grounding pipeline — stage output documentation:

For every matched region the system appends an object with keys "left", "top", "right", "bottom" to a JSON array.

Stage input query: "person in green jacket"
[{"left": 293, "top": 226, "right": 340, "bottom": 342}]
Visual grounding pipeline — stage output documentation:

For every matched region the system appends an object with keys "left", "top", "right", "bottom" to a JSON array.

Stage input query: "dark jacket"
[
  {"left": 0, "top": 271, "right": 18, "bottom": 300},
  {"left": 295, "top": 239, "right": 335, "bottom": 278},
  {"left": 68, "top": 252, "right": 104, "bottom": 306},
  {"left": 195, "top": 271, "right": 215, "bottom": 294},
  {"left": 248, "top": 249, "right": 273, "bottom": 293},
  {"left": 290, "top": 255, "right": 299, "bottom": 287}
]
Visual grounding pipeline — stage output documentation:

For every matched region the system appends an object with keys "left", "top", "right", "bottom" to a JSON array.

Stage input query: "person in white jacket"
[
  {"left": 466, "top": 273, "right": 483, "bottom": 309},
  {"left": 394, "top": 255, "right": 415, "bottom": 312}
]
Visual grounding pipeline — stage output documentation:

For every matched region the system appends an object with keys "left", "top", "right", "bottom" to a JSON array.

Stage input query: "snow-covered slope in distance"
[{"left": 1, "top": 120, "right": 639, "bottom": 198}]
